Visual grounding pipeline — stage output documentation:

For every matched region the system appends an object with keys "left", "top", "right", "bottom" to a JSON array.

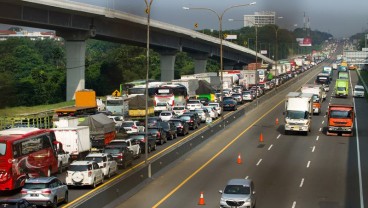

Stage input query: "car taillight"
[
  {"left": 178, "top": 125, "right": 183, "bottom": 129},
  {"left": 117, "top": 153, "right": 124, "bottom": 159},
  {"left": 189, "top": 119, "right": 194, "bottom": 123},
  {"left": 42, "top": 189, "right": 52, "bottom": 195},
  {"left": 88, "top": 171, "right": 92, "bottom": 177},
  {"left": 172, "top": 100, "right": 174, "bottom": 106},
  {"left": 21, "top": 189, "right": 27, "bottom": 195},
  {"left": 132, "top": 125, "right": 137, "bottom": 129},
  {"left": 157, "top": 132, "right": 160, "bottom": 137}
]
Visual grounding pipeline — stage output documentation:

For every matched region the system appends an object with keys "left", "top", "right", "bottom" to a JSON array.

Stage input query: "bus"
[
  {"left": 127, "top": 82, "right": 164, "bottom": 98},
  {"left": 154, "top": 84, "right": 188, "bottom": 106},
  {"left": 0, "top": 128, "right": 58, "bottom": 191}
]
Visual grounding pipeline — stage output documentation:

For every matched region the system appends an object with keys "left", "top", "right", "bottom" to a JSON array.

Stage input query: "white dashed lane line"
[
  {"left": 292, "top": 201, "right": 297, "bottom": 208},
  {"left": 299, "top": 178, "right": 305, "bottom": 188},
  {"left": 268, "top": 144, "right": 273, "bottom": 151},
  {"left": 316, "top": 136, "right": 319, "bottom": 141},
  {"left": 322, "top": 120, "right": 325, "bottom": 124},
  {"left": 307, "top": 161, "right": 311, "bottom": 168},
  {"left": 277, "top": 134, "right": 281, "bottom": 139},
  {"left": 319, "top": 127, "right": 322, "bottom": 132},
  {"left": 256, "top": 159, "right": 262, "bottom": 166},
  {"left": 312, "top": 146, "right": 315, "bottom": 152}
]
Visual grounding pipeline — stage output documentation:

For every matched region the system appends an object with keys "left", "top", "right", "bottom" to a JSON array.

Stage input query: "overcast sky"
[
  {"left": 70, "top": 0, "right": 368, "bottom": 39},
  {"left": 1, "top": 0, "right": 367, "bottom": 38}
]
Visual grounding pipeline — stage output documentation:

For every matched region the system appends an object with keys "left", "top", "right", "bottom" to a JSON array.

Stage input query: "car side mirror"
[
  {"left": 219, "top": 190, "right": 223, "bottom": 194},
  {"left": 253, "top": 191, "right": 256, "bottom": 195}
]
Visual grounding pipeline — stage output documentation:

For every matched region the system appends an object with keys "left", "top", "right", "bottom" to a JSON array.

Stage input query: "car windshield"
[
  {"left": 23, "top": 183, "right": 49, "bottom": 189},
  {"left": 122, "top": 122, "right": 134, "bottom": 127},
  {"left": 69, "top": 165, "right": 90, "bottom": 171},
  {"left": 148, "top": 128, "right": 159, "bottom": 133},
  {"left": 179, "top": 116, "right": 191, "bottom": 121},
  {"left": 286, "top": 110, "right": 308, "bottom": 119},
  {"left": 103, "top": 147, "right": 121, "bottom": 154},
  {"left": 85, "top": 156, "right": 105, "bottom": 163},
  {"left": 156, "top": 103, "right": 167, "bottom": 106},
  {"left": 160, "top": 112, "right": 172, "bottom": 116},
  {"left": 224, "top": 185, "right": 250, "bottom": 195},
  {"left": 129, "top": 135, "right": 145, "bottom": 140},
  {"left": 173, "top": 106, "right": 185, "bottom": 110},
  {"left": 337, "top": 87, "right": 346, "bottom": 91},
  {"left": 355, "top": 87, "right": 364, "bottom": 91}
]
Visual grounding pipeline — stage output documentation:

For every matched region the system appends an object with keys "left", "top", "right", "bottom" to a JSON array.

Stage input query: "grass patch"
[{"left": 0, "top": 101, "right": 75, "bottom": 117}]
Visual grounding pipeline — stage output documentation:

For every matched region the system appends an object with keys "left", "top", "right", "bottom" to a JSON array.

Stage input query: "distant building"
[
  {"left": 243, "top": 11, "right": 276, "bottom": 27},
  {"left": 0, "top": 27, "right": 61, "bottom": 41}
]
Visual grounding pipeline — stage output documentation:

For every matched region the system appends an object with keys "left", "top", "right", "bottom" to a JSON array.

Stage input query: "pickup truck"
[
  {"left": 109, "top": 138, "right": 141, "bottom": 158},
  {"left": 154, "top": 102, "right": 172, "bottom": 116}
]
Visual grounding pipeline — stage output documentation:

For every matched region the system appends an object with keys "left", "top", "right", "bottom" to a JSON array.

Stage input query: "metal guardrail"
[{"left": 67, "top": 62, "right": 323, "bottom": 208}]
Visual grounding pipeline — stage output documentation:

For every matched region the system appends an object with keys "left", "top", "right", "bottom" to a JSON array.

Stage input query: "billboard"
[{"left": 296, "top": 37, "right": 312, "bottom": 47}]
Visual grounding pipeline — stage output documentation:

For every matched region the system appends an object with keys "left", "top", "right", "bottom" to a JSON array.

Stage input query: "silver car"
[
  {"left": 219, "top": 178, "right": 256, "bottom": 208},
  {"left": 21, "top": 177, "right": 68, "bottom": 208}
]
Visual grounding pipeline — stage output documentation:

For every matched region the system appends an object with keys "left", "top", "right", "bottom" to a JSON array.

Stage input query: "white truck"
[
  {"left": 52, "top": 126, "right": 91, "bottom": 161},
  {"left": 54, "top": 141, "right": 70, "bottom": 173},
  {"left": 239, "top": 70, "right": 259, "bottom": 89},
  {"left": 284, "top": 92, "right": 313, "bottom": 135},
  {"left": 301, "top": 84, "right": 324, "bottom": 114}
]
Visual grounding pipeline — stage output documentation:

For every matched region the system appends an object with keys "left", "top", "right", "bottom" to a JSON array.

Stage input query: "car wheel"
[
  {"left": 101, "top": 175, "right": 104, "bottom": 184},
  {"left": 160, "top": 139, "right": 164, "bottom": 145},
  {"left": 148, "top": 144, "right": 152, "bottom": 153},
  {"left": 64, "top": 191, "right": 69, "bottom": 204},
  {"left": 59, "top": 162, "right": 63, "bottom": 174},
  {"left": 107, "top": 170, "right": 111, "bottom": 178},
  {"left": 52, "top": 197, "right": 58, "bottom": 208},
  {"left": 92, "top": 178, "right": 97, "bottom": 188},
  {"left": 153, "top": 143, "right": 157, "bottom": 151},
  {"left": 174, "top": 132, "right": 178, "bottom": 139}
]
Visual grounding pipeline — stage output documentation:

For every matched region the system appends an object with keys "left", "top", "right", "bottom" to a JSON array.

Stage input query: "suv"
[
  {"left": 21, "top": 177, "right": 68, "bottom": 207},
  {"left": 353, "top": 84, "right": 365, "bottom": 97},
  {"left": 178, "top": 114, "right": 199, "bottom": 130},
  {"left": 159, "top": 111, "right": 175, "bottom": 121},
  {"left": 182, "top": 111, "right": 201, "bottom": 127},
  {"left": 219, "top": 179, "right": 256, "bottom": 208},
  {"left": 172, "top": 105, "right": 187, "bottom": 116},
  {"left": 147, "top": 116, "right": 162, "bottom": 128},
  {"left": 191, "top": 108, "right": 210, "bottom": 123},
  {"left": 103, "top": 145, "right": 134, "bottom": 168},
  {"left": 208, "top": 102, "right": 222, "bottom": 116},
  {"left": 128, "top": 133, "right": 157, "bottom": 153},
  {"left": 169, "top": 119, "right": 189, "bottom": 136},
  {"left": 148, "top": 127, "right": 167, "bottom": 145},
  {"left": 85, "top": 153, "right": 118, "bottom": 178},
  {"left": 158, "top": 121, "right": 177, "bottom": 140},
  {"left": 66, "top": 161, "right": 104, "bottom": 188}
]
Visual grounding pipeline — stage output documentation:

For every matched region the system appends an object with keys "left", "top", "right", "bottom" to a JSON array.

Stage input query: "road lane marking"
[
  {"left": 312, "top": 146, "right": 315, "bottom": 152},
  {"left": 316, "top": 136, "right": 319, "bottom": 141},
  {"left": 277, "top": 134, "right": 281, "bottom": 139},
  {"left": 307, "top": 161, "right": 311, "bottom": 168},
  {"left": 319, "top": 127, "right": 322, "bottom": 132},
  {"left": 151, "top": 71, "right": 321, "bottom": 208},
  {"left": 268, "top": 144, "right": 273, "bottom": 151},
  {"left": 292, "top": 201, "right": 296, "bottom": 208},
  {"left": 256, "top": 159, "right": 263, "bottom": 166},
  {"left": 299, "top": 178, "right": 305, "bottom": 187},
  {"left": 322, "top": 120, "right": 325, "bottom": 124},
  {"left": 324, "top": 115, "right": 326, "bottom": 118},
  {"left": 245, "top": 176, "right": 249, "bottom": 179}
]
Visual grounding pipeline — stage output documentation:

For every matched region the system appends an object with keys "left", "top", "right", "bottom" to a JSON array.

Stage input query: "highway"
[{"left": 113, "top": 64, "right": 367, "bottom": 207}]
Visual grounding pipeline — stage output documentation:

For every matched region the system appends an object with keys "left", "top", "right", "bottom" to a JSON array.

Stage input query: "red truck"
[{"left": 326, "top": 104, "right": 354, "bottom": 136}]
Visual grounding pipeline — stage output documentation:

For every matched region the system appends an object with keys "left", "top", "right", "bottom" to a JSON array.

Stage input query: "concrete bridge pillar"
[
  {"left": 58, "top": 31, "right": 90, "bottom": 100},
  {"left": 189, "top": 53, "right": 209, "bottom": 74},
  {"left": 158, "top": 50, "right": 177, "bottom": 81}
]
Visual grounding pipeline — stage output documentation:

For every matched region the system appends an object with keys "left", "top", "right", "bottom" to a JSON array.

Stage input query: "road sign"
[
  {"left": 112, "top": 90, "right": 121, "bottom": 97},
  {"left": 194, "top": 23, "right": 198, "bottom": 28}
]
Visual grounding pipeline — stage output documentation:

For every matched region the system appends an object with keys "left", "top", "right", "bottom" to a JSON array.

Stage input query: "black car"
[
  {"left": 128, "top": 133, "right": 157, "bottom": 153},
  {"left": 147, "top": 116, "right": 163, "bottom": 128},
  {"left": 223, "top": 99, "right": 237, "bottom": 111},
  {"left": 103, "top": 145, "right": 134, "bottom": 168},
  {"left": 182, "top": 111, "right": 201, "bottom": 127},
  {"left": 157, "top": 121, "right": 177, "bottom": 140},
  {"left": 0, "top": 199, "right": 36, "bottom": 208},
  {"left": 169, "top": 119, "right": 189, "bottom": 136},
  {"left": 148, "top": 127, "right": 167, "bottom": 145},
  {"left": 178, "top": 114, "right": 198, "bottom": 130}
]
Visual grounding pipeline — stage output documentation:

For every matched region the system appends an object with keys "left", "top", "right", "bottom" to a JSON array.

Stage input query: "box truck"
[{"left": 284, "top": 92, "right": 313, "bottom": 135}]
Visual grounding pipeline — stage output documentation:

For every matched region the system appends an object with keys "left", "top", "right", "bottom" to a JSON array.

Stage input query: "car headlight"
[{"left": 246, "top": 198, "right": 251, "bottom": 202}]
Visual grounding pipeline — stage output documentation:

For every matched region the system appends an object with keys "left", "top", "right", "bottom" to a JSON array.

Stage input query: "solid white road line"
[
  {"left": 292, "top": 201, "right": 296, "bottom": 208},
  {"left": 307, "top": 161, "right": 311, "bottom": 168},
  {"left": 312, "top": 146, "right": 315, "bottom": 152},
  {"left": 256, "top": 159, "right": 262, "bottom": 166},
  {"left": 268, "top": 144, "right": 273, "bottom": 151},
  {"left": 299, "top": 178, "right": 304, "bottom": 187}
]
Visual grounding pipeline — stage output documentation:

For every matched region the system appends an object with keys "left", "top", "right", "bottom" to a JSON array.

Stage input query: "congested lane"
[{"left": 115, "top": 61, "right": 366, "bottom": 208}]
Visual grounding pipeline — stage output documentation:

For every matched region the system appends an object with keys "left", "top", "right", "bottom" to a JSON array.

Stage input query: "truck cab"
[
  {"left": 284, "top": 92, "right": 313, "bottom": 135},
  {"left": 326, "top": 105, "right": 354, "bottom": 136},
  {"left": 335, "top": 79, "right": 349, "bottom": 97}
]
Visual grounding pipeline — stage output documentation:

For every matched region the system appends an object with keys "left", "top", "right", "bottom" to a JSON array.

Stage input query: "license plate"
[
  {"left": 30, "top": 193, "right": 39, "bottom": 197},
  {"left": 292, "top": 126, "right": 299, "bottom": 130}
]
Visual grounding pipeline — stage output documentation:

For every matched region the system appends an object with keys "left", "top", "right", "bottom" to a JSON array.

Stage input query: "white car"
[
  {"left": 85, "top": 153, "right": 118, "bottom": 178},
  {"left": 353, "top": 85, "right": 365, "bottom": 97},
  {"left": 203, "top": 106, "right": 219, "bottom": 120},
  {"left": 208, "top": 102, "right": 222, "bottom": 116},
  {"left": 172, "top": 105, "right": 187, "bottom": 116},
  {"left": 159, "top": 111, "right": 175, "bottom": 121},
  {"left": 66, "top": 161, "right": 104, "bottom": 188},
  {"left": 108, "top": 115, "right": 124, "bottom": 127},
  {"left": 122, "top": 120, "right": 145, "bottom": 133}
]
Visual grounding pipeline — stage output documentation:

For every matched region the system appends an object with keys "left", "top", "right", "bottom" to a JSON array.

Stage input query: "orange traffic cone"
[
  {"left": 259, "top": 133, "right": 264, "bottom": 142},
  {"left": 275, "top": 118, "right": 279, "bottom": 125},
  {"left": 198, "top": 192, "right": 205, "bottom": 205},
  {"left": 237, "top": 153, "right": 242, "bottom": 164}
]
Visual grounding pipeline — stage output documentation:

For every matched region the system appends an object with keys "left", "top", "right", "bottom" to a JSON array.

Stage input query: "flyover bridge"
[{"left": 0, "top": 0, "right": 274, "bottom": 100}]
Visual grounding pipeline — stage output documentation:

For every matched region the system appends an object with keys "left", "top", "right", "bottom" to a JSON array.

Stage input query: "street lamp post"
[
  {"left": 144, "top": 0, "right": 153, "bottom": 178},
  {"left": 183, "top": 2, "right": 256, "bottom": 126}
]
